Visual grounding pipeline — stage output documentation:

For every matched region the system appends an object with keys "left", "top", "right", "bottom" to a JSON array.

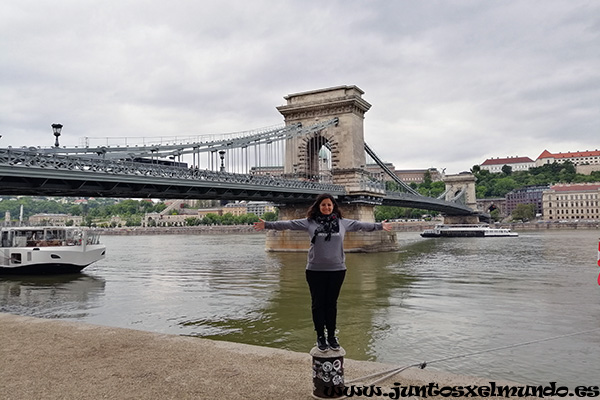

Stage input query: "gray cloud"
[{"left": 1, "top": 0, "right": 598, "bottom": 173}]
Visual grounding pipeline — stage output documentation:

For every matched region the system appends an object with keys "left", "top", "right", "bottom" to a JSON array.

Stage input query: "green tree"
[
  {"left": 511, "top": 203, "right": 535, "bottom": 221},
  {"left": 491, "top": 177, "right": 518, "bottom": 196},
  {"left": 221, "top": 212, "right": 236, "bottom": 225},
  {"left": 239, "top": 213, "right": 260, "bottom": 224},
  {"left": 201, "top": 213, "right": 220, "bottom": 225},
  {"left": 185, "top": 217, "right": 201, "bottom": 226},
  {"left": 262, "top": 211, "right": 278, "bottom": 221},
  {"left": 125, "top": 215, "right": 142, "bottom": 226},
  {"left": 421, "top": 170, "right": 432, "bottom": 189}
]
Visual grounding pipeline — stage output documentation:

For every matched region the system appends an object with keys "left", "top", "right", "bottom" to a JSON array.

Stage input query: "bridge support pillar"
[
  {"left": 442, "top": 173, "right": 480, "bottom": 224},
  {"left": 442, "top": 215, "right": 480, "bottom": 225},
  {"left": 265, "top": 202, "right": 398, "bottom": 253}
]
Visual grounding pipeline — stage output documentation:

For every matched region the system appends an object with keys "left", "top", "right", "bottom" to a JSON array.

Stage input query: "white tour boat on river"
[
  {"left": 420, "top": 224, "right": 518, "bottom": 238},
  {"left": 0, "top": 226, "right": 106, "bottom": 274}
]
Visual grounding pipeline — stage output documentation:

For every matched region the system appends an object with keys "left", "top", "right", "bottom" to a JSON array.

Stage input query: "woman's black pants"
[{"left": 305, "top": 269, "right": 346, "bottom": 337}]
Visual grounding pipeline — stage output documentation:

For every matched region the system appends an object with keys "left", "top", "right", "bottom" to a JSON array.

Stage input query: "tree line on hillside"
[
  {"left": 471, "top": 161, "right": 600, "bottom": 198},
  {"left": 376, "top": 161, "right": 600, "bottom": 221}
]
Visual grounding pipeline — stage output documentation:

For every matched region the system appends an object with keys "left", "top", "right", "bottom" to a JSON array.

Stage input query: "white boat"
[
  {"left": 0, "top": 226, "right": 106, "bottom": 275},
  {"left": 420, "top": 224, "right": 518, "bottom": 238}
]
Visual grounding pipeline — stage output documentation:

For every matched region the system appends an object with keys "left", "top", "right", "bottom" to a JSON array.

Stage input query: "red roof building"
[
  {"left": 536, "top": 149, "right": 600, "bottom": 167},
  {"left": 480, "top": 156, "right": 535, "bottom": 173}
]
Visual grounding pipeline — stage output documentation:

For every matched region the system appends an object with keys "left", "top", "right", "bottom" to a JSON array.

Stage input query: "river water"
[{"left": 1, "top": 229, "right": 599, "bottom": 387}]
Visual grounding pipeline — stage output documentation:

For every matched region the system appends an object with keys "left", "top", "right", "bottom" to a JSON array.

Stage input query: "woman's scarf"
[{"left": 311, "top": 213, "right": 340, "bottom": 244}]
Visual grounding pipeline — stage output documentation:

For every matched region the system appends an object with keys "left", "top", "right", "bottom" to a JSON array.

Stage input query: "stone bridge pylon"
[
  {"left": 265, "top": 85, "right": 398, "bottom": 252},
  {"left": 277, "top": 85, "right": 372, "bottom": 193},
  {"left": 442, "top": 173, "right": 480, "bottom": 224}
]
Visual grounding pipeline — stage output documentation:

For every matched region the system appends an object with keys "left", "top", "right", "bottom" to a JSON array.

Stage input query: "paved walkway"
[{"left": 1, "top": 313, "right": 521, "bottom": 399}]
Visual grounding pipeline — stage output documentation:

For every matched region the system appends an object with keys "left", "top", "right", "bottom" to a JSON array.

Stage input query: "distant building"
[
  {"left": 142, "top": 201, "right": 275, "bottom": 226},
  {"left": 542, "top": 183, "right": 600, "bottom": 221},
  {"left": 223, "top": 202, "right": 247, "bottom": 216},
  {"left": 28, "top": 213, "right": 83, "bottom": 226},
  {"left": 224, "top": 201, "right": 276, "bottom": 217},
  {"left": 536, "top": 149, "right": 600, "bottom": 167},
  {"left": 394, "top": 168, "right": 442, "bottom": 184},
  {"left": 480, "top": 156, "right": 535, "bottom": 173},
  {"left": 143, "top": 207, "right": 225, "bottom": 227},
  {"left": 246, "top": 201, "right": 276, "bottom": 217},
  {"left": 505, "top": 185, "right": 550, "bottom": 216}
]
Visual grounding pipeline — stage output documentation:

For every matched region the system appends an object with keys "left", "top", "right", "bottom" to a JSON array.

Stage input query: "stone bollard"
[{"left": 310, "top": 346, "right": 346, "bottom": 399}]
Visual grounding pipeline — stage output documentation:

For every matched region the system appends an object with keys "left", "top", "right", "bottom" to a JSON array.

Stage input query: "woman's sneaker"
[
  {"left": 328, "top": 336, "right": 340, "bottom": 350},
  {"left": 316, "top": 335, "right": 329, "bottom": 351}
]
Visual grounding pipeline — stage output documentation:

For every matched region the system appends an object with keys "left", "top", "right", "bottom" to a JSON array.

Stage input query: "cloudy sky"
[{"left": 1, "top": 0, "right": 598, "bottom": 174}]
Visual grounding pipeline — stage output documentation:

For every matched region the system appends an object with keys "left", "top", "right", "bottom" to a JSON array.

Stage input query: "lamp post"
[
  {"left": 51, "top": 123, "right": 63, "bottom": 148},
  {"left": 219, "top": 150, "right": 226, "bottom": 172}
]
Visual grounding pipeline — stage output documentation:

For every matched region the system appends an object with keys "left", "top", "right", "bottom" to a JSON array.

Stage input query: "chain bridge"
[{"left": 0, "top": 86, "right": 482, "bottom": 219}]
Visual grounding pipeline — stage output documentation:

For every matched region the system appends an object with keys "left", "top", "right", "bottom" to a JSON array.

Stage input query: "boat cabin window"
[
  {"left": 44, "top": 229, "right": 66, "bottom": 241},
  {"left": 10, "top": 253, "right": 22, "bottom": 264},
  {"left": 1, "top": 231, "right": 9, "bottom": 247}
]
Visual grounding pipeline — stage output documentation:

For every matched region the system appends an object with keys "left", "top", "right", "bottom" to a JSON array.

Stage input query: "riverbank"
[
  {"left": 97, "top": 225, "right": 258, "bottom": 235},
  {"left": 1, "top": 313, "right": 539, "bottom": 400},
  {"left": 96, "top": 221, "right": 599, "bottom": 236}
]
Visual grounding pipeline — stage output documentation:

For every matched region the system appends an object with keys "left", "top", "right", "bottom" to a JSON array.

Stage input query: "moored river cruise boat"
[
  {"left": 0, "top": 226, "right": 106, "bottom": 274},
  {"left": 420, "top": 224, "right": 518, "bottom": 238}
]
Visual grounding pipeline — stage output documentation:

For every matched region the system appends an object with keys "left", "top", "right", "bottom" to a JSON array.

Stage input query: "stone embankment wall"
[
  {"left": 389, "top": 221, "right": 600, "bottom": 232},
  {"left": 98, "top": 225, "right": 257, "bottom": 235},
  {"left": 97, "top": 221, "right": 599, "bottom": 236},
  {"left": 498, "top": 221, "right": 600, "bottom": 231}
]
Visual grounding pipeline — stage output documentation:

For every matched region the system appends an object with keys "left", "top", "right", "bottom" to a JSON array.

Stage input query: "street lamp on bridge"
[
  {"left": 219, "top": 150, "right": 226, "bottom": 172},
  {"left": 51, "top": 123, "right": 63, "bottom": 148}
]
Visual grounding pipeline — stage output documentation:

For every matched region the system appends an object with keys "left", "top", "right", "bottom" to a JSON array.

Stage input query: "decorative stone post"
[{"left": 310, "top": 346, "right": 346, "bottom": 398}]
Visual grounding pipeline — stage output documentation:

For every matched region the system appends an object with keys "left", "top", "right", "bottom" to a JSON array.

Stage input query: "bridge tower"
[
  {"left": 265, "top": 85, "right": 397, "bottom": 252},
  {"left": 442, "top": 173, "right": 480, "bottom": 224}
]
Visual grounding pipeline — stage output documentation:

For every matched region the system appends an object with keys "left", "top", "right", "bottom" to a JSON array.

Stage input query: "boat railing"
[{"left": 0, "top": 228, "right": 101, "bottom": 248}]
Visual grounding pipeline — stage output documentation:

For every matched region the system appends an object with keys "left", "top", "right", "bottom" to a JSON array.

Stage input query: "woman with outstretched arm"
[{"left": 254, "top": 193, "right": 392, "bottom": 352}]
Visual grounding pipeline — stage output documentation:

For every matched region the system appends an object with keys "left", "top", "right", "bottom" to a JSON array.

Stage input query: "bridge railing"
[
  {"left": 358, "top": 175, "right": 386, "bottom": 194},
  {"left": 0, "top": 148, "right": 346, "bottom": 194}
]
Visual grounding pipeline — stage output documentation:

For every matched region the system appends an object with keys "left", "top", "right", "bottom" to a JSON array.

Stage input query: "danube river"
[{"left": 1, "top": 229, "right": 599, "bottom": 387}]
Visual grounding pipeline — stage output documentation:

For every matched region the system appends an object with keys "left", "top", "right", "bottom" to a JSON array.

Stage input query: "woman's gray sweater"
[{"left": 264, "top": 218, "right": 383, "bottom": 271}]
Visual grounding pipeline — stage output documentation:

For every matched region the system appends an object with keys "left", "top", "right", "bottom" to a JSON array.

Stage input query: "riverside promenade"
[{"left": 0, "top": 313, "right": 532, "bottom": 400}]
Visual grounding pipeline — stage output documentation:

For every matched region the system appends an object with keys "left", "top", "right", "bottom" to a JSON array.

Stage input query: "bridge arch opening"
[{"left": 304, "top": 134, "right": 333, "bottom": 183}]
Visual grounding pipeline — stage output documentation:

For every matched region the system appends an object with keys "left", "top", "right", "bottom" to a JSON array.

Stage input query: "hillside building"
[
  {"left": 536, "top": 149, "right": 600, "bottom": 167},
  {"left": 480, "top": 156, "right": 535, "bottom": 173}
]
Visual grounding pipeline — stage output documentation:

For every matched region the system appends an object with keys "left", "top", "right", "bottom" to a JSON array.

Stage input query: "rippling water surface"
[{"left": 1, "top": 229, "right": 599, "bottom": 386}]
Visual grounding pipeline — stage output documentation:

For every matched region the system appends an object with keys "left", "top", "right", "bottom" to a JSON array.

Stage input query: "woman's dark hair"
[{"left": 306, "top": 193, "right": 343, "bottom": 220}]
